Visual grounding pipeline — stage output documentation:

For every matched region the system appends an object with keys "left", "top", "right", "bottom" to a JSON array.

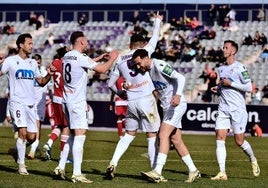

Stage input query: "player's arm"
[
  {"left": 222, "top": 67, "right": 252, "bottom": 92},
  {"left": 169, "top": 68, "right": 185, "bottom": 106},
  {"left": 92, "top": 53, "right": 108, "bottom": 62},
  {"left": 93, "top": 50, "right": 118, "bottom": 73},
  {"left": 36, "top": 64, "right": 56, "bottom": 87},
  {"left": 144, "top": 11, "right": 163, "bottom": 56}
]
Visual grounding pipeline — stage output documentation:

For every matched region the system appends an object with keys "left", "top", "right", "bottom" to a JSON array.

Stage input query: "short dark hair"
[
  {"left": 32, "top": 54, "right": 41, "bottom": 60},
  {"left": 130, "top": 34, "right": 146, "bottom": 43},
  {"left": 132, "top": 48, "right": 149, "bottom": 60},
  {"left": 70, "top": 31, "right": 85, "bottom": 45},
  {"left": 224, "top": 40, "right": 238, "bottom": 54},
  {"left": 56, "top": 46, "right": 68, "bottom": 58},
  {"left": 16, "top": 33, "right": 32, "bottom": 49}
]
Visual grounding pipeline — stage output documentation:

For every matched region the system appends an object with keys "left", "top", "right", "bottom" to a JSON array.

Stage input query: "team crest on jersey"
[
  {"left": 163, "top": 64, "right": 173, "bottom": 76},
  {"left": 241, "top": 70, "right": 250, "bottom": 80}
]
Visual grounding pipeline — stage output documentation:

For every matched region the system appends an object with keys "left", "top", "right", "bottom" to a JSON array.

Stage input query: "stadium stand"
[{"left": 0, "top": 9, "right": 268, "bottom": 102}]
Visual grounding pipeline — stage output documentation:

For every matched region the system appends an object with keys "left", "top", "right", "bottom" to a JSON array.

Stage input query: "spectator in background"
[
  {"left": 261, "top": 83, "right": 268, "bottom": 104},
  {"left": 202, "top": 68, "right": 218, "bottom": 102},
  {"left": 181, "top": 44, "right": 196, "bottom": 62},
  {"left": 226, "top": 8, "right": 238, "bottom": 31},
  {"left": 29, "top": 11, "right": 37, "bottom": 26},
  {"left": 44, "top": 33, "right": 55, "bottom": 47},
  {"left": 259, "top": 44, "right": 268, "bottom": 63},
  {"left": 189, "top": 17, "right": 200, "bottom": 30},
  {"left": 252, "top": 31, "right": 261, "bottom": 46},
  {"left": 257, "top": 9, "right": 265, "bottom": 21},
  {"left": 259, "top": 33, "right": 267, "bottom": 46},
  {"left": 2, "top": 23, "right": 10, "bottom": 34},
  {"left": 78, "top": 13, "right": 88, "bottom": 26},
  {"left": 252, "top": 124, "right": 263, "bottom": 137},
  {"left": 218, "top": 4, "right": 230, "bottom": 26},
  {"left": 131, "top": 10, "right": 140, "bottom": 25},
  {"left": 250, "top": 87, "right": 261, "bottom": 105},
  {"left": 145, "top": 11, "right": 155, "bottom": 26},
  {"left": 242, "top": 33, "right": 253, "bottom": 46},
  {"left": 38, "top": 14, "right": 45, "bottom": 28},
  {"left": 207, "top": 4, "right": 217, "bottom": 26}
]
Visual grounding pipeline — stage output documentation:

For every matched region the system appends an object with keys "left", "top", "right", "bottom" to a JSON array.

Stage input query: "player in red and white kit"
[
  {"left": 43, "top": 46, "right": 70, "bottom": 161},
  {"left": 109, "top": 76, "right": 127, "bottom": 138}
]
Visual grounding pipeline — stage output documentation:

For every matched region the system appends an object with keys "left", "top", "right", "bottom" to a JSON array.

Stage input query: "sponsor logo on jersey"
[
  {"left": 15, "top": 69, "right": 34, "bottom": 80},
  {"left": 162, "top": 64, "right": 173, "bottom": 76},
  {"left": 241, "top": 70, "right": 250, "bottom": 80}
]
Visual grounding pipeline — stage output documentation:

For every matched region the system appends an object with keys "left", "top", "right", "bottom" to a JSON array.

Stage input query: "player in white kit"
[
  {"left": 61, "top": 31, "right": 118, "bottom": 183},
  {"left": 210, "top": 40, "right": 260, "bottom": 180},
  {"left": 0, "top": 33, "right": 55, "bottom": 175},
  {"left": 28, "top": 54, "right": 52, "bottom": 159},
  {"left": 132, "top": 49, "right": 200, "bottom": 183},
  {"left": 106, "top": 12, "right": 163, "bottom": 179}
]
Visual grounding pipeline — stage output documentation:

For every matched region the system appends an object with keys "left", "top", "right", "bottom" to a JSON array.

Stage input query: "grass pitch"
[{"left": 0, "top": 126, "right": 267, "bottom": 188}]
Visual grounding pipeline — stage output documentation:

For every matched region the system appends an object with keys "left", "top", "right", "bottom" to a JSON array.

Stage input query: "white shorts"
[
  {"left": 63, "top": 100, "right": 88, "bottom": 130},
  {"left": 163, "top": 102, "right": 187, "bottom": 129},
  {"left": 215, "top": 109, "right": 248, "bottom": 134},
  {"left": 9, "top": 101, "right": 38, "bottom": 133},
  {"left": 126, "top": 94, "right": 160, "bottom": 133},
  {"left": 34, "top": 100, "right": 46, "bottom": 121}
]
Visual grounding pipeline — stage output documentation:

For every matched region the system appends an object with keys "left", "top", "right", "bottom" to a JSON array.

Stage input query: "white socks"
[
  {"left": 240, "top": 140, "right": 256, "bottom": 162},
  {"left": 154, "top": 152, "right": 167, "bottom": 174},
  {"left": 110, "top": 133, "right": 135, "bottom": 166},
  {"left": 147, "top": 136, "right": 157, "bottom": 169},
  {"left": 182, "top": 154, "right": 197, "bottom": 172},
  {"left": 216, "top": 140, "right": 226, "bottom": 172},
  {"left": 17, "top": 138, "right": 26, "bottom": 164},
  {"left": 73, "top": 135, "right": 86, "bottom": 175},
  {"left": 30, "top": 139, "right": 39, "bottom": 153}
]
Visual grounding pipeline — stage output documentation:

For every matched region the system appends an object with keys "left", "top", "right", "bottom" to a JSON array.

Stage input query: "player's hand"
[
  {"left": 221, "top": 77, "right": 232, "bottom": 87},
  {"left": 154, "top": 11, "right": 163, "bottom": 21},
  {"left": 47, "top": 64, "right": 56, "bottom": 75},
  {"left": 109, "top": 50, "right": 119, "bottom": 61},
  {"left": 171, "top": 94, "right": 181, "bottom": 107},
  {"left": 211, "top": 86, "right": 218, "bottom": 93},
  {"left": 117, "top": 90, "right": 127, "bottom": 100}
]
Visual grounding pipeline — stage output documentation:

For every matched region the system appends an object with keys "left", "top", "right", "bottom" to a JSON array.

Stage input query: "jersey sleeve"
[
  {"left": 107, "top": 67, "right": 119, "bottom": 91},
  {"left": 230, "top": 64, "right": 252, "bottom": 92},
  {"left": 238, "top": 64, "right": 251, "bottom": 84},
  {"left": 156, "top": 60, "right": 185, "bottom": 96},
  {"left": 79, "top": 53, "right": 98, "bottom": 70},
  {"left": 32, "top": 60, "right": 42, "bottom": 78},
  {"left": 1, "top": 58, "right": 10, "bottom": 74}
]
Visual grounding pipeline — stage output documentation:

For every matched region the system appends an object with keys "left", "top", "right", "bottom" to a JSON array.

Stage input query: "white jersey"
[
  {"left": 34, "top": 65, "right": 48, "bottom": 105},
  {"left": 109, "top": 18, "right": 161, "bottom": 101},
  {"left": 111, "top": 49, "right": 155, "bottom": 101},
  {"left": 62, "top": 50, "right": 98, "bottom": 103},
  {"left": 150, "top": 59, "right": 186, "bottom": 110},
  {"left": 1, "top": 55, "right": 41, "bottom": 105},
  {"left": 218, "top": 61, "right": 251, "bottom": 111}
]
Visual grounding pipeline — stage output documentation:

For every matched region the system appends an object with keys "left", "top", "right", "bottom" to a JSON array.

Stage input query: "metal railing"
[
  {"left": 60, "top": 9, "right": 169, "bottom": 22},
  {"left": 0, "top": 10, "right": 47, "bottom": 22}
]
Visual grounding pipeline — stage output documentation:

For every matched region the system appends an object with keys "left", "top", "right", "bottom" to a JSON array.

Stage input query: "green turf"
[{"left": 0, "top": 126, "right": 267, "bottom": 188}]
